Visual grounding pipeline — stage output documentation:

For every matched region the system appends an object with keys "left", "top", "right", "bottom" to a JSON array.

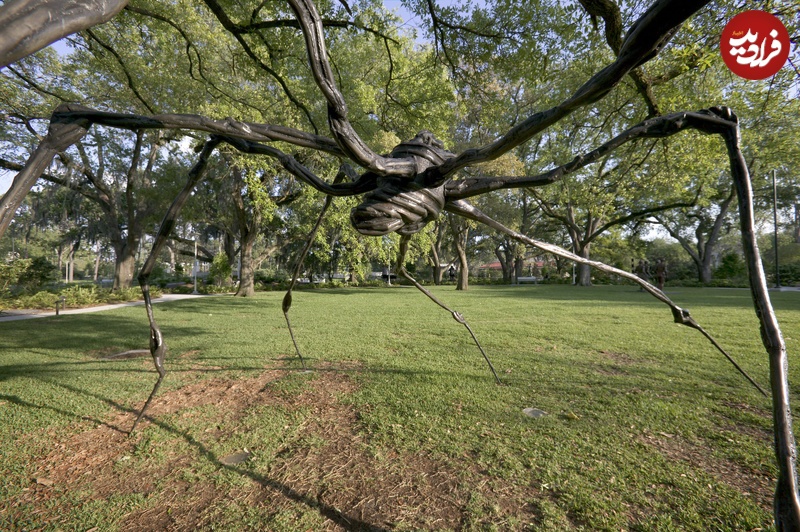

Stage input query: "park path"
[
  {"left": 0, "top": 293, "right": 209, "bottom": 322},
  {"left": 1, "top": 286, "right": 794, "bottom": 323}
]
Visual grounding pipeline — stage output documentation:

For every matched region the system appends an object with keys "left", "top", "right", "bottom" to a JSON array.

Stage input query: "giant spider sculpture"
[{"left": 0, "top": 0, "right": 797, "bottom": 527}]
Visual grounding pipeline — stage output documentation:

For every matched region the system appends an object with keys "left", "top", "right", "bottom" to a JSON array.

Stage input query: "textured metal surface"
[{"left": 0, "top": 0, "right": 797, "bottom": 526}]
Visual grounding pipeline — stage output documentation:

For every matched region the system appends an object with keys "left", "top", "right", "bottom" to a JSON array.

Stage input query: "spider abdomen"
[
  {"left": 349, "top": 130, "right": 453, "bottom": 236},
  {"left": 351, "top": 180, "right": 445, "bottom": 236}
]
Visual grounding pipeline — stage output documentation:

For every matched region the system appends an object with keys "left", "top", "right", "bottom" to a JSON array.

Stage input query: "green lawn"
[{"left": 1, "top": 285, "right": 798, "bottom": 530}]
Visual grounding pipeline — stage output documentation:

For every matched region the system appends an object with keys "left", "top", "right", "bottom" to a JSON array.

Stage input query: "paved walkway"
[
  {"left": 0, "top": 286, "right": 793, "bottom": 323},
  {"left": 0, "top": 294, "right": 209, "bottom": 322}
]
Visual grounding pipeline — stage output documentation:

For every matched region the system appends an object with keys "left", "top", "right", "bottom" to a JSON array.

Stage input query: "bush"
[
  {"left": 255, "top": 269, "right": 288, "bottom": 286},
  {"left": 203, "top": 284, "right": 232, "bottom": 294},
  {"left": 0, "top": 256, "right": 31, "bottom": 294},
  {"left": 17, "top": 256, "right": 58, "bottom": 291},
  {"left": 4, "top": 285, "right": 161, "bottom": 310},
  {"left": 166, "top": 283, "right": 196, "bottom": 294},
  {"left": 107, "top": 287, "right": 155, "bottom": 302},
  {"left": 15, "top": 291, "right": 60, "bottom": 309},
  {"left": 714, "top": 252, "right": 747, "bottom": 280},
  {"left": 777, "top": 263, "right": 800, "bottom": 286},
  {"left": 209, "top": 254, "right": 233, "bottom": 286},
  {"left": 60, "top": 285, "right": 103, "bottom": 306}
]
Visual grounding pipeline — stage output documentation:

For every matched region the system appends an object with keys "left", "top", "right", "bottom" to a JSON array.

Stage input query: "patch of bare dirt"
[
  {"left": 597, "top": 349, "right": 636, "bottom": 365},
  {"left": 15, "top": 363, "right": 540, "bottom": 531},
  {"left": 594, "top": 349, "right": 638, "bottom": 376}
]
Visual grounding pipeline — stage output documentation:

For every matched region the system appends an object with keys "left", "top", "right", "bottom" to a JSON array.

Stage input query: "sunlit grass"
[{"left": 1, "top": 285, "right": 798, "bottom": 530}]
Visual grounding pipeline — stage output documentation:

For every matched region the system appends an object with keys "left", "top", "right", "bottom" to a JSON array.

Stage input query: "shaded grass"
[{"left": 1, "top": 285, "right": 799, "bottom": 530}]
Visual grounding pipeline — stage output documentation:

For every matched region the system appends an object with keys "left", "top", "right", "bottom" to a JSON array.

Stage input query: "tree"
[
  {"left": 2, "top": 127, "right": 189, "bottom": 289},
  {"left": 225, "top": 161, "right": 291, "bottom": 297},
  {"left": 653, "top": 183, "right": 736, "bottom": 284},
  {"left": 646, "top": 55, "right": 800, "bottom": 284},
  {"left": 1, "top": 0, "right": 799, "bottom": 526},
  {"left": 472, "top": 188, "right": 538, "bottom": 284},
  {"left": 208, "top": 251, "right": 232, "bottom": 286},
  {"left": 420, "top": 0, "right": 717, "bottom": 287},
  {"left": 447, "top": 212, "right": 471, "bottom": 290},
  {"left": 425, "top": 218, "right": 449, "bottom": 284}
]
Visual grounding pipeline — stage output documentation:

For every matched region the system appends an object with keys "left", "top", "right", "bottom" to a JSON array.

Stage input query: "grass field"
[{"left": 1, "top": 284, "right": 799, "bottom": 530}]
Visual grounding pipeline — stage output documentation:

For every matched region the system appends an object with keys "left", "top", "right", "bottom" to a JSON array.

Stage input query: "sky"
[
  {"left": 2, "top": 2, "right": 795, "bottom": 197},
  {"left": 0, "top": 1, "right": 434, "bottom": 195}
]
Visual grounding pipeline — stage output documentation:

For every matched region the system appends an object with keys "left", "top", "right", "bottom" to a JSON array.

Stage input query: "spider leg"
[
  {"left": 396, "top": 234, "right": 502, "bottom": 385},
  {"left": 281, "top": 172, "right": 346, "bottom": 370},
  {"left": 130, "top": 137, "right": 222, "bottom": 433},
  {"left": 447, "top": 106, "right": 800, "bottom": 528},
  {"left": 0, "top": 112, "right": 91, "bottom": 238},
  {"left": 446, "top": 199, "right": 765, "bottom": 396},
  {"left": 721, "top": 123, "right": 800, "bottom": 529},
  {"left": 448, "top": 197, "right": 800, "bottom": 527}
]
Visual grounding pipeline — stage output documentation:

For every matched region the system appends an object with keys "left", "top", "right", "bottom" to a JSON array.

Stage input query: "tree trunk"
[
  {"left": 794, "top": 204, "right": 799, "bottom": 244},
  {"left": 235, "top": 236, "right": 256, "bottom": 297},
  {"left": 67, "top": 252, "right": 73, "bottom": 282},
  {"left": 113, "top": 237, "right": 139, "bottom": 290},
  {"left": 55, "top": 246, "right": 62, "bottom": 279},
  {"left": 456, "top": 257, "right": 468, "bottom": 290},
  {"left": 430, "top": 241, "right": 443, "bottom": 285},
  {"left": 514, "top": 253, "right": 525, "bottom": 283},
  {"left": 449, "top": 216, "right": 469, "bottom": 291},
  {"left": 113, "top": 251, "right": 137, "bottom": 290},
  {"left": 67, "top": 238, "right": 80, "bottom": 282},
  {"left": 495, "top": 247, "right": 513, "bottom": 283},
  {"left": 576, "top": 245, "right": 592, "bottom": 286},
  {"left": 429, "top": 221, "right": 445, "bottom": 285},
  {"left": 455, "top": 232, "right": 469, "bottom": 291},
  {"left": 93, "top": 246, "right": 101, "bottom": 281},
  {"left": 223, "top": 231, "right": 237, "bottom": 267},
  {"left": 166, "top": 244, "right": 176, "bottom": 274},
  {"left": 698, "top": 256, "right": 713, "bottom": 284}
]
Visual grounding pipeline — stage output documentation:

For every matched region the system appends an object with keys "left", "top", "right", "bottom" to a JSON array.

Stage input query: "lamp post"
[
  {"left": 773, "top": 169, "right": 781, "bottom": 289},
  {"left": 192, "top": 237, "right": 199, "bottom": 294}
]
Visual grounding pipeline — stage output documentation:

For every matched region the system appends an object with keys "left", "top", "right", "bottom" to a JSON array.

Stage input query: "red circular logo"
[{"left": 720, "top": 10, "right": 790, "bottom": 80}]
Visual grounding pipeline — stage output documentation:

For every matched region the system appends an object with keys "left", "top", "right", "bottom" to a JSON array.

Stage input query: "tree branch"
[
  {"left": 285, "top": 0, "right": 418, "bottom": 177},
  {"left": 216, "top": 136, "right": 379, "bottom": 196},
  {"left": 201, "top": 0, "right": 319, "bottom": 132},
  {"left": 424, "top": 0, "right": 710, "bottom": 185},
  {"left": 85, "top": 28, "right": 156, "bottom": 114},
  {"left": 0, "top": 155, "right": 104, "bottom": 204}
]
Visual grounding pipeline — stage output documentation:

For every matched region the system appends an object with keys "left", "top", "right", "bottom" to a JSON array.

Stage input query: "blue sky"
[{"left": 0, "top": 1, "right": 448, "bottom": 194}]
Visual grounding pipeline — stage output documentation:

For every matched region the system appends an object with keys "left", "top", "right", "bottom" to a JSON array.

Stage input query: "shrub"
[
  {"left": 107, "top": 287, "right": 146, "bottom": 302},
  {"left": 714, "top": 252, "right": 747, "bottom": 280},
  {"left": 203, "top": 284, "right": 232, "bottom": 294},
  {"left": 4, "top": 285, "right": 161, "bottom": 310},
  {"left": 209, "top": 254, "right": 233, "bottom": 286},
  {"left": 0, "top": 256, "right": 31, "bottom": 294},
  {"left": 255, "top": 269, "right": 288, "bottom": 286},
  {"left": 62, "top": 285, "right": 104, "bottom": 306},
  {"left": 777, "top": 263, "right": 800, "bottom": 286},
  {"left": 17, "top": 257, "right": 58, "bottom": 291},
  {"left": 15, "top": 291, "right": 59, "bottom": 309}
]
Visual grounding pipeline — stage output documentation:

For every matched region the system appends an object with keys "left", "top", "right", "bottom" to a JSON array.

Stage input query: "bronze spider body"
[{"left": 0, "top": 0, "right": 797, "bottom": 527}]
